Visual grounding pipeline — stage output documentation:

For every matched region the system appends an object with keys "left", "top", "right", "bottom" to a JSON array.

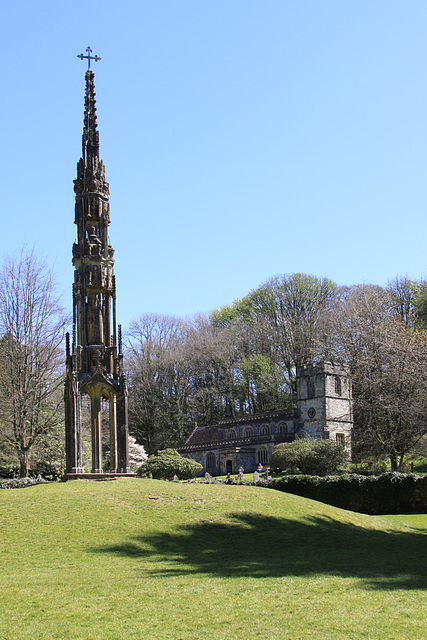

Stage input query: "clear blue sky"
[{"left": 1, "top": 1, "right": 427, "bottom": 330}]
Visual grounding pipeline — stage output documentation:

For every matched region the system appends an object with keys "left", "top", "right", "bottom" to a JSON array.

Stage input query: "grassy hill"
[{"left": 0, "top": 478, "right": 425, "bottom": 640}]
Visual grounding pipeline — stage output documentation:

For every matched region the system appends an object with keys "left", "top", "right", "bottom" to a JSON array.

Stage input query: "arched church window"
[
  {"left": 260, "top": 424, "right": 270, "bottom": 435},
  {"left": 258, "top": 448, "right": 268, "bottom": 465},
  {"left": 335, "top": 376, "right": 342, "bottom": 396},
  {"left": 278, "top": 422, "right": 288, "bottom": 434},
  {"left": 245, "top": 427, "right": 253, "bottom": 437},
  {"left": 228, "top": 429, "right": 236, "bottom": 440},
  {"left": 308, "top": 377, "right": 315, "bottom": 398},
  {"left": 206, "top": 452, "right": 216, "bottom": 470}
]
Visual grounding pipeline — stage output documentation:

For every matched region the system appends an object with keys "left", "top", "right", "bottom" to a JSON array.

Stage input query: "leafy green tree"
[
  {"left": 250, "top": 273, "right": 338, "bottom": 364},
  {"left": 271, "top": 438, "right": 348, "bottom": 475},
  {"left": 413, "top": 280, "right": 427, "bottom": 329},
  {"left": 236, "top": 354, "right": 285, "bottom": 414},
  {"left": 270, "top": 441, "right": 302, "bottom": 473},
  {"left": 214, "top": 274, "right": 339, "bottom": 402},
  {"left": 387, "top": 276, "right": 421, "bottom": 327}
]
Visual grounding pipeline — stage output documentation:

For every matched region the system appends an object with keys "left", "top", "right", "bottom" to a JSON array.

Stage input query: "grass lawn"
[{"left": 0, "top": 478, "right": 425, "bottom": 640}]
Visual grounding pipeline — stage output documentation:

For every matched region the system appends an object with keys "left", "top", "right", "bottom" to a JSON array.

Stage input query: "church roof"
[
  {"left": 216, "top": 409, "right": 294, "bottom": 427},
  {"left": 181, "top": 409, "right": 295, "bottom": 449},
  {"left": 183, "top": 424, "right": 222, "bottom": 446}
]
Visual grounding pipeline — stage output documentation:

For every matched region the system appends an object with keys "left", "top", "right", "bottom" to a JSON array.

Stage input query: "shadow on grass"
[{"left": 92, "top": 513, "right": 427, "bottom": 590}]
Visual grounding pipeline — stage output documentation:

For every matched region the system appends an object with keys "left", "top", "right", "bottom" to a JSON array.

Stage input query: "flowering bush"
[{"left": 128, "top": 436, "right": 148, "bottom": 471}]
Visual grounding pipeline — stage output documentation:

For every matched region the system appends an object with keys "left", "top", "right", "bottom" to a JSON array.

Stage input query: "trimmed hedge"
[
  {"left": 0, "top": 477, "right": 48, "bottom": 490},
  {"left": 258, "top": 472, "right": 427, "bottom": 515}
]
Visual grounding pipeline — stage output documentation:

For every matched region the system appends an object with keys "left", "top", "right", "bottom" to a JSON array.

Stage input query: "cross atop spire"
[{"left": 77, "top": 46, "right": 101, "bottom": 70}]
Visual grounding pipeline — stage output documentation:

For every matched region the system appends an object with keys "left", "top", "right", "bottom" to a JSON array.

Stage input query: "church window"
[
  {"left": 245, "top": 427, "right": 253, "bottom": 437},
  {"left": 258, "top": 448, "right": 268, "bottom": 465},
  {"left": 335, "top": 376, "right": 342, "bottom": 396},
  {"left": 260, "top": 424, "right": 270, "bottom": 435},
  {"left": 308, "top": 378, "right": 315, "bottom": 398},
  {"left": 336, "top": 433, "right": 346, "bottom": 446},
  {"left": 278, "top": 422, "right": 288, "bottom": 434},
  {"left": 228, "top": 429, "right": 236, "bottom": 439},
  {"left": 206, "top": 452, "right": 216, "bottom": 470}
]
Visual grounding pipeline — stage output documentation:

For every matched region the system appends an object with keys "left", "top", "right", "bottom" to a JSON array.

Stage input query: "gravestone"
[{"left": 253, "top": 470, "right": 260, "bottom": 484}]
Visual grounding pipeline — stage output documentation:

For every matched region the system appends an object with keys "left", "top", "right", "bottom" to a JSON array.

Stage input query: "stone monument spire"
[{"left": 64, "top": 61, "right": 130, "bottom": 476}]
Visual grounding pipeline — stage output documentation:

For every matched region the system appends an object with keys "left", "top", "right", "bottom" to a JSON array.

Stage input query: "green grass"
[
  {"left": 0, "top": 479, "right": 426, "bottom": 640},
  {"left": 407, "top": 455, "right": 427, "bottom": 474}
]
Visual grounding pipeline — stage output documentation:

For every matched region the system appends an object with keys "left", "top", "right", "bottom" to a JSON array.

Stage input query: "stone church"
[{"left": 179, "top": 362, "right": 353, "bottom": 475}]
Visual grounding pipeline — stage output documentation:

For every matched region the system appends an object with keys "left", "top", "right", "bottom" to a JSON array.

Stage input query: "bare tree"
[
  {"left": 327, "top": 285, "right": 427, "bottom": 469},
  {"left": 0, "top": 249, "right": 68, "bottom": 476},
  {"left": 126, "top": 313, "right": 191, "bottom": 452},
  {"left": 126, "top": 312, "right": 259, "bottom": 450}
]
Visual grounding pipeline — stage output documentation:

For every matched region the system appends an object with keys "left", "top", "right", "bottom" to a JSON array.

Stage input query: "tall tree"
[
  {"left": 214, "top": 274, "right": 339, "bottom": 402},
  {"left": 0, "top": 250, "right": 68, "bottom": 477},
  {"left": 387, "top": 276, "right": 421, "bottom": 328},
  {"left": 412, "top": 280, "right": 427, "bottom": 329},
  {"left": 126, "top": 313, "right": 192, "bottom": 452},
  {"left": 326, "top": 284, "right": 427, "bottom": 469}
]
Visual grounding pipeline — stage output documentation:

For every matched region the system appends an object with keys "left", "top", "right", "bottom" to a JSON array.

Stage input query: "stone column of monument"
[{"left": 64, "top": 63, "right": 130, "bottom": 475}]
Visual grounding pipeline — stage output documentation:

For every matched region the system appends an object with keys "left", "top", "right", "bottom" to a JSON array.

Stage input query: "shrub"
[
  {"left": 0, "top": 477, "right": 48, "bottom": 490},
  {"left": 0, "top": 464, "right": 20, "bottom": 479},
  {"left": 271, "top": 438, "right": 348, "bottom": 475},
  {"left": 270, "top": 442, "right": 301, "bottom": 473},
  {"left": 29, "top": 461, "right": 64, "bottom": 481},
  {"left": 351, "top": 458, "right": 388, "bottom": 476},
  {"left": 136, "top": 449, "right": 202, "bottom": 480}
]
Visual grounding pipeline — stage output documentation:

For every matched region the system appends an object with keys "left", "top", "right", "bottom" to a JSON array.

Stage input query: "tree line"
[
  {"left": 127, "top": 273, "right": 427, "bottom": 469},
  {"left": 1, "top": 249, "right": 427, "bottom": 476}
]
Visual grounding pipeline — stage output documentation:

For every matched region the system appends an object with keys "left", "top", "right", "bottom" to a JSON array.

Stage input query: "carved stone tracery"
[{"left": 64, "top": 68, "right": 130, "bottom": 477}]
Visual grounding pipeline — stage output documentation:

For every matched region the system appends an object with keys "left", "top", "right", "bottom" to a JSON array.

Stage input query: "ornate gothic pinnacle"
[{"left": 83, "top": 70, "right": 99, "bottom": 163}]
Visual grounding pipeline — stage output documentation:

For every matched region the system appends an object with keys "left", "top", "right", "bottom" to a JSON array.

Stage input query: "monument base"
[{"left": 63, "top": 472, "right": 136, "bottom": 481}]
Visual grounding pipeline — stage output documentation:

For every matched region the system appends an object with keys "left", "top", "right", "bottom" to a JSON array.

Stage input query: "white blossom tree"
[{"left": 128, "top": 436, "right": 148, "bottom": 471}]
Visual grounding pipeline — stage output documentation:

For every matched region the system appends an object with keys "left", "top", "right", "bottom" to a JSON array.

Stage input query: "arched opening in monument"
[{"left": 226, "top": 459, "right": 233, "bottom": 475}]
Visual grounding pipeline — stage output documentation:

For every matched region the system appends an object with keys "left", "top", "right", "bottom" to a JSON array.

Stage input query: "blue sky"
[{"left": 1, "top": 1, "right": 427, "bottom": 330}]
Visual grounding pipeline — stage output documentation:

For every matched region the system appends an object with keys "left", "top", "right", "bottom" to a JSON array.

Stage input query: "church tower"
[
  {"left": 296, "top": 362, "right": 353, "bottom": 451},
  {"left": 64, "top": 54, "right": 130, "bottom": 476}
]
